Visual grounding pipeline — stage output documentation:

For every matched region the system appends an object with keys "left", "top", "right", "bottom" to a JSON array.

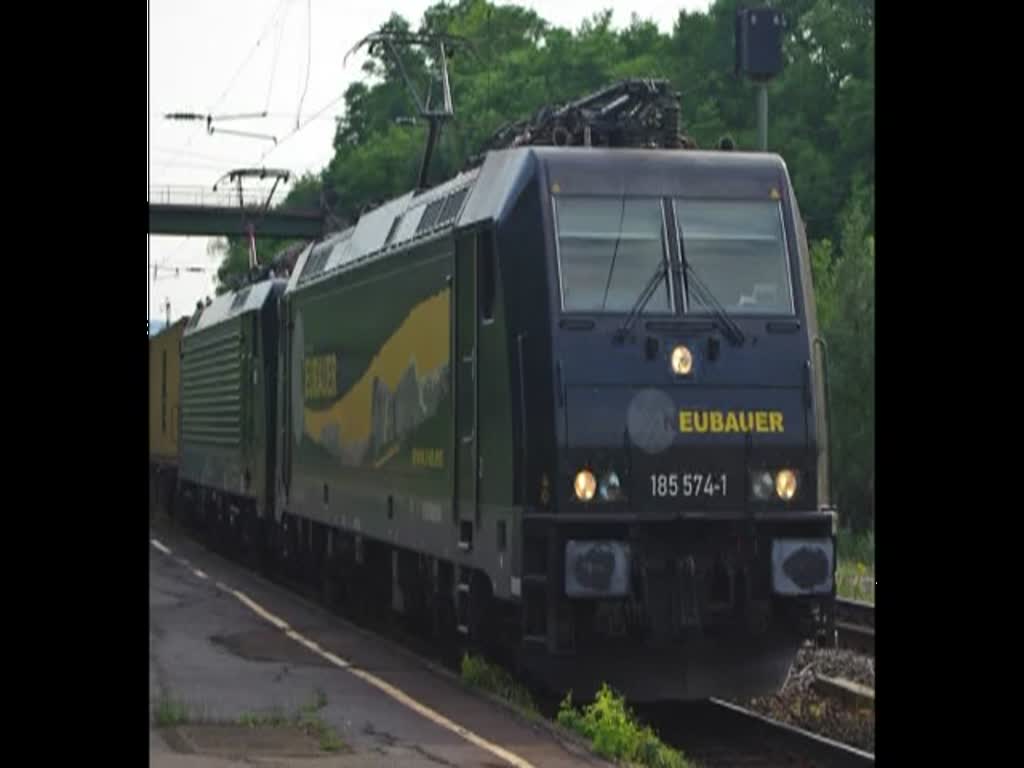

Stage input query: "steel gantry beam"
[{"left": 148, "top": 203, "right": 325, "bottom": 238}]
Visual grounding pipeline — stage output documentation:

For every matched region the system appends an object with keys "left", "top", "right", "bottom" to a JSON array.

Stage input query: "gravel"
[
  {"left": 736, "top": 646, "right": 875, "bottom": 754},
  {"left": 785, "top": 646, "right": 874, "bottom": 690}
]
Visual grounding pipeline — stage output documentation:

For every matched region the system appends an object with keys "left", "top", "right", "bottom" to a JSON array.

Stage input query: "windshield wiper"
[
  {"left": 601, "top": 197, "right": 628, "bottom": 310},
  {"left": 683, "top": 261, "right": 745, "bottom": 346},
  {"left": 614, "top": 260, "right": 746, "bottom": 347},
  {"left": 615, "top": 261, "right": 667, "bottom": 340}
]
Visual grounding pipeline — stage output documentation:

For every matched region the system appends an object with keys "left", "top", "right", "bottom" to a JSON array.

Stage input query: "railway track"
[
  {"left": 165, "top": 517, "right": 874, "bottom": 767},
  {"left": 834, "top": 598, "right": 874, "bottom": 655},
  {"left": 642, "top": 699, "right": 874, "bottom": 767}
]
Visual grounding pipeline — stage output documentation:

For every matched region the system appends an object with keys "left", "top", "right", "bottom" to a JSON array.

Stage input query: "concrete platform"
[{"left": 149, "top": 523, "right": 611, "bottom": 768}]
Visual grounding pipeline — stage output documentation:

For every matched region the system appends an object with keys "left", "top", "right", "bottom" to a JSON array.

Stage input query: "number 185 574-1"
[{"left": 650, "top": 473, "right": 727, "bottom": 498}]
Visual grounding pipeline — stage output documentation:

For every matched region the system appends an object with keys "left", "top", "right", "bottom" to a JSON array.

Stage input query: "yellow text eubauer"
[
  {"left": 412, "top": 447, "right": 445, "bottom": 469},
  {"left": 679, "top": 410, "right": 784, "bottom": 434},
  {"left": 304, "top": 354, "right": 337, "bottom": 401}
]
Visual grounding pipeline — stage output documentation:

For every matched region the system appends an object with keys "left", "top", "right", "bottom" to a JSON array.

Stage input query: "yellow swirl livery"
[{"left": 302, "top": 288, "right": 450, "bottom": 467}]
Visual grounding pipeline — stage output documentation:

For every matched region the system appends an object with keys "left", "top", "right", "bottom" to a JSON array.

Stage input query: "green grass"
[
  {"left": 837, "top": 528, "right": 874, "bottom": 566},
  {"left": 238, "top": 708, "right": 290, "bottom": 728},
  {"left": 836, "top": 528, "right": 875, "bottom": 603},
  {"left": 154, "top": 689, "right": 345, "bottom": 753},
  {"left": 152, "top": 695, "right": 195, "bottom": 727},
  {"left": 293, "top": 688, "right": 345, "bottom": 752},
  {"left": 557, "top": 685, "right": 693, "bottom": 768},
  {"left": 460, "top": 653, "right": 538, "bottom": 716},
  {"left": 458, "top": 655, "right": 690, "bottom": 768}
]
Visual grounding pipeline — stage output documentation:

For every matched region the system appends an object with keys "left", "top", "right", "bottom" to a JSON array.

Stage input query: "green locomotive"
[{"left": 171, "top": 79, "right": 837, "bottom": 702}]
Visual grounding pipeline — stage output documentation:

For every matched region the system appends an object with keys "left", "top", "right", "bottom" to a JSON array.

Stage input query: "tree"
[
  {"left": 811, "top": 179, "right": 875, "bottom": 530},
  {"left": 206, "top": 1, "right": 874, "bottom": 531}
]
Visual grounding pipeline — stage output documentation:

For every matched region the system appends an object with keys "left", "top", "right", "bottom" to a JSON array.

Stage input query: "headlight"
[
  {"left": 574, "top": 469, "right": 597, "bottom": 501},
  {"left": 775, "top": 469, "right": 798, "bottom": 500},
  {"left": 751, "top": 471, "right": 774, "bottom": 500},
  {"left": 599, "top": 471, "right": 622, "bottom": 501},
  {"left": 670, "top": 345, "right": 693, "bottom": 375},
  {"left": 750, "top": 469, "right": 799, "bottom": 501}
]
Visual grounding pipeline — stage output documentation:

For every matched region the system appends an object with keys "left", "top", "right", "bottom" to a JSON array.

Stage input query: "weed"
[
  {"left": 460, "top": 653, "right": 538, "bottom": 715},
  {"left": 152, "top": 695, "right": 192, "bottom": 727},
  {"left": 294, "top": 689, "right": 345, "bottom": 753},
  {"left": 837, "top": 528, "right": 874, "bottom": 567},
  {"left": 238, "top": 707, "right": 289, "bottom": 728},
  {"left": 154, "top": 689, "right": 345, "bottom": 753},
  {"left": 836, "top": 560, "right": 875, "bottom": 602},
  {"left": 318, "top": 728, "right": 345, "bottom": 752},
  {"left": 836, "top": 528, "right": 875, "bottom": 602},
  {"left": 298, "top": 688, "right": 328, "bottom": 716},
  {"left": 556, "top": 685, "right": 693, "bottom": 768}
]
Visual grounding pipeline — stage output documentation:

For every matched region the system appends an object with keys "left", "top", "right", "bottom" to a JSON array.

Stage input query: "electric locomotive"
[
  {"left": 168, "top": 76, "right": 837, "bottom": 703},
  {"left": 271, "top": 139, "right": 835, "bottom": 701}
]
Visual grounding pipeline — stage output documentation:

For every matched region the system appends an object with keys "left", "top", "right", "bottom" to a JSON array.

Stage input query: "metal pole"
[{"left": 757, "top": 84, "right": 768, "bottom": 151}]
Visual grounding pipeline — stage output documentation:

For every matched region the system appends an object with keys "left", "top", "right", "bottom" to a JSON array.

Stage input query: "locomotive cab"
[{"left": 501, "top": 147, "right": 836, "bottom": 700}]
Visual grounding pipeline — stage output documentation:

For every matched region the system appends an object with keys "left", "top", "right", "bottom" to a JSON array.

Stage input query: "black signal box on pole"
[{"left": 735, "top": 7, "right": 785, "bottom": 81}]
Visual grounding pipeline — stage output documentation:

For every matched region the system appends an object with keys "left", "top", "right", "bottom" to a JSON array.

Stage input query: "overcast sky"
[{"left": 148, "top": 0, "right": 713, "bottom": 324}]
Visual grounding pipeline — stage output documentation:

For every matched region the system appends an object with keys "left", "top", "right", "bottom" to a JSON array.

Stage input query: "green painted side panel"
[
  {"left": 181, "top": 316, "right": 248, "bottom": 494},
  {"left": 280, "top": 232, "right": 520, "bottom": 597},
  {"left": 454, "top": 235, "right": 477, "bottom": 522},
  {"left": 180, "top": 312, "right": 271, "bottom": 508},
  {"left": 475, "top": 234, "right": 516, "bottom": 510},
  {"left": 287, "top": 242, "right": 455, "bottom": 510}
]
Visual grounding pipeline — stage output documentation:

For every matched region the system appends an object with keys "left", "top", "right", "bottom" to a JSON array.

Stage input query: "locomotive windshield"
[
  {"left": 553, "top": 196, "right": 672, "bottom": 314},
  {"left": 674, "top": 199, "right": 795, "bottom": 315}
]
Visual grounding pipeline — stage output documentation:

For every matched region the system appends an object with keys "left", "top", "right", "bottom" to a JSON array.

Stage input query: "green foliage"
[
  {"left": 836, "top": 559, "right": 874, "bottom": 602},
  {"left": 217, "top": 0, "right": 874, "bottom": 274},
  {"left": 238, "top": 707, "right": 289, "bottom": 728},
  {"left": 557, "top": 685, "right": 691, "bottom": 768},
  {"left": 836, "top": 526, "right": 875, "bottom": 602},
  {"left": 460, "top": 653, "right": 538, "bottom": 714},
  {"left": 152, "top": 695, "right": 193, "bottom": 727},
  {"left": 838, "top": 526, "right": 874, "bottom": 567},
  {"left": 295, "top": 689, "right": 345, "bottom": 752},
  {"left": 811, "top": 180, "right": 875, "bottom": 530},
  {"left": 240, "top": 690, "right": 345, "bottom": 752}
]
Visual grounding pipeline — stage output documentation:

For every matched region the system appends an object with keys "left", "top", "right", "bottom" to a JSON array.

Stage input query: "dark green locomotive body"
[
  {"left": 276, "top": 164, "right": 522, "bottom": 597},
  {"left": 179, "top": 280, "right": 285, "bottom": 518},
  {"left": 269, "top": 146, "right": 835, "bottom": 700}
]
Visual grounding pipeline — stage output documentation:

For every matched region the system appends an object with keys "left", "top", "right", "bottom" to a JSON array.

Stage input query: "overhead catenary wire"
[
  {"left": 255, "top": 88, "right": 348, "bottom": 164},
  {"left": 151, "top": 159, "right": 243, "bottom": 175},
  {"left": 151, "top": 146, "right": 263, "bottom": 174},
  {"left": 265, "top": 0, "right": 293, "bottom": 113},
  {"left": 148, "top": 237, "right": 211, "bottom": 320},
  {"left": 153, "top": 110, "right": 345, "bottom": 125},
  {"left": 152, "top": 146, "right": 255, "bottom": 165},
  {"left": 210, "top": 0, "right": 290, "bottom": 114},
  {"left": 295, "top": 0, "right": 312, "bottom": 128},
  {"left": 259, "top": 112, "right": 339, "bottom": 122},
  {"left": 154, "top": 0, "right": 290, "bottom": 175},
  {"left": 151, "top": 264, "right": 210, "bottom": 277},
  {"left": 255, "top": 12, "right": 425, "bottom": 166}
]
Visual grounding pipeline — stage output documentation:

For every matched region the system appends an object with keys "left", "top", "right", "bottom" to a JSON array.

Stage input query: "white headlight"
[
  {"left": 752, "top": 471, "right": 774, "bottom": 500},
  {"left": 670, "top": 345, "right": 693, "bottom": 375},
  {"left": 574, "top": 470, "right": 597, "bottom": 501},
  {"left": 599, "top": 471, "right": 622, "bottom": 501},
  {"left": 776, "top": 469, "right": 798, "bottom": 500}
]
